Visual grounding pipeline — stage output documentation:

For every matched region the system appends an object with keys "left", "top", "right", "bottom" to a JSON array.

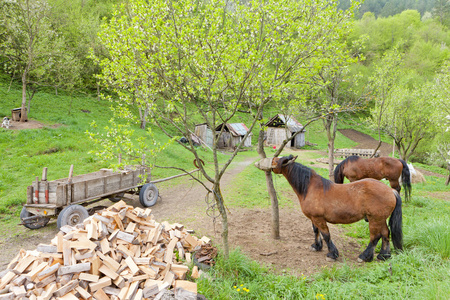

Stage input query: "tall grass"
[
  {"left": 197, "top": 248, "right": 450, "bottom": 299},
  {"left": 406, "top": 218, "right": 450, "bottom": 259}
]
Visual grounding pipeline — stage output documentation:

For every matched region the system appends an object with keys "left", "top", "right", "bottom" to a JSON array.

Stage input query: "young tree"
[
  {"left": 373, "top": 82, "right": 438, "bottom": 162},
  {"left": 1, "top": 0, "right": 66, "bottom": 121},
  {"left": 429, "top": 62, "right": 450, "bottom": 182},
  {"left": 94, "top": 0, "right": 360, "bottom": 253},
  {"left": 366, "top": 46, "right": 403, "bottom": 156}
]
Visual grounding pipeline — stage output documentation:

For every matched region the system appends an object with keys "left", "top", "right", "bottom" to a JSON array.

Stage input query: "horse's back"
[
  {"left": 347, "top": 178, "right": 397, "bottom": 208},
  {"left": 307, "top": 179, "right": 396, "bottom": 224},
  {"left": 378, "top": 157, "right": 403, "bottom": 178},
  {"left": 344, "top": 158, "right": 381, "bottom": 181}
]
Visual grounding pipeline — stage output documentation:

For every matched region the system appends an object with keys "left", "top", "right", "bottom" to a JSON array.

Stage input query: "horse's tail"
[
  {"left": 333, "top": 159, "right": 346, "bottom": 183},
  {"left": 389, "top": 190, "right": 403, "bottom": 251},
  {"left": 399, "top": 159, "right": 412, "bottom": 202}
]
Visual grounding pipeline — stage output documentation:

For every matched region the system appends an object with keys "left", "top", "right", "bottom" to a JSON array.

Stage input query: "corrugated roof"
[
  {"left": 265, "top": 114, "right": 303, "bottom": 132},
  {"left": 227, "top": 123, "right": 249, "bottom": 136},
  {"left": 215, "top": 123, "right": 250, "bottom": 137}
]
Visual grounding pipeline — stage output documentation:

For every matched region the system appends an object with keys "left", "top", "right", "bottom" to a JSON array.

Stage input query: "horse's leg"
[
  {"left": 377, "top": 222, "right": 391, "bottom": 260},
  {"left": 358, "top": 220, "right": 383, "bottom": 262},
  {"left": 312, "top": 218, "right": 339, "bottom": 261},
  {"left": 309, "top": 223, "right": 323, "bottom": 251}
]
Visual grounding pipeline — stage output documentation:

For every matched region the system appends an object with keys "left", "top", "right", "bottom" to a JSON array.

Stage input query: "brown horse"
[
  {"left": 271, "top": 155, "right": 403, "bottom": 262},
  {"left": 334, "top": 156, "right": 411, "bottom": 201}
]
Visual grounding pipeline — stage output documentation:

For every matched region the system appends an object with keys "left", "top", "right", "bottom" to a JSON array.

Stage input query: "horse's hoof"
[
  {"left": 309, "top": 246, "right": 318, "bottom": 252},
  {"left": 377, "top": 253, "right": 391, "bottom": 261},
  {"left": 357, "top": 258, "right": 364, "bottom": 263},
  {"left": 326, "top": 257, "right": 336, "bottom": 262}
]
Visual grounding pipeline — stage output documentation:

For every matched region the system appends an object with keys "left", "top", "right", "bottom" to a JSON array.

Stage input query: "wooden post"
[
  {"left": 34, "top": 176, "right": 39, "bottom": 204},
  {"left": 42, "top": 167, "right": 49, "bottom": 204},
  {"left": 68, "top": 165, "right": 74, "bottom": 184},
  {"left": 42, "top": 167, "right": 48, "bottom": 181},
  {"left": 68, "top": 165, "right": 74, "bottom": 204},
  {"left": 119, "top": 153, "right": 122, "bottom": 165}
]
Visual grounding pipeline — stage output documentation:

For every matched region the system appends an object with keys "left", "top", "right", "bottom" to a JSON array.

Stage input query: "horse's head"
[
  {"left": 255, "top": 155, "right": 298, "bottom": 172},
  {"left": 272, "top": 155, "right": 297, "bottom": 174}
]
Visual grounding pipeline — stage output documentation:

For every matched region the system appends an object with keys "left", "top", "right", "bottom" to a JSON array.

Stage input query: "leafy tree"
[
  {"left": 428, "top": 62, "right": 450, "bottom": 182},
  {"left": 371, "top": 81, "right": 438, "bottom": 162},
  {"left": 0, "top": 0, "right": 67, "bottom": 121},
  {"left": 47, "top": 0, "right": 118, "bottom": 93},
  {"left": 94, "top": 0, "right": 361, "bottom": 252},
  {"left": 366, "top": 46, "right": 403, "bottom": 154},
  {"left": 433, "top": 0, "right": 450, "bottom": 27}
]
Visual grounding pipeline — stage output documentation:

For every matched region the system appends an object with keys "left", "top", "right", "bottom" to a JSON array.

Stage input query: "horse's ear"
[{"left": 281, "top": 155, "right": 297, "bottom": 167}]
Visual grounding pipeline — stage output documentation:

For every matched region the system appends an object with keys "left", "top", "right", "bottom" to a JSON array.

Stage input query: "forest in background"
[{"left": 1, "top": 0, "right": 450, "bottom": 166}]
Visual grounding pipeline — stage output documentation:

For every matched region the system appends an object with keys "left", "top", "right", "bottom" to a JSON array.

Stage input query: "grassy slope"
[{"left": 1, "top": 82, "right": 449, "bottom": 299}]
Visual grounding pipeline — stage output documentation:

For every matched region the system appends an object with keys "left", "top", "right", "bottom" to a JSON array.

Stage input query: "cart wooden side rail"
[
  {"left": 25, "top": 167, "right": 148, "bottom": 216},
  {"left": 20, "top": 166, "right": 157, "bottom": 230}
]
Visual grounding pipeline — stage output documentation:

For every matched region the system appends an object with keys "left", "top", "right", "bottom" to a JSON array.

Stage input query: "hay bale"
[{"left": 408, "top": 163, "right": 426, "bottom": 184}]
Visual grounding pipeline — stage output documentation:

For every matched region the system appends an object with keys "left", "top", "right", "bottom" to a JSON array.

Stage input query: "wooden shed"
[
  {"left": 215, "top": 123, "right": 252, "bottom": 149},
  {"left": 265, "top": 114, "right": 305, "bottom": 148},
  {"left": 194, "top": 123, "right": 214, "bottom": 148}
]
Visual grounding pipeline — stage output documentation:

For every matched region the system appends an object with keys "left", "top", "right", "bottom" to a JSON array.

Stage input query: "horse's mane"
[
  {"left": 285, "top": 162, "right": 332, "bottom": 198},
  {"left": 334, "top": 155, "right": 360, "bottom": 183}
]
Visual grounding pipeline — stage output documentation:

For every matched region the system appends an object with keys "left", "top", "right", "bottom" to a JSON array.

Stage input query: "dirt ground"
[
  {"left": 0, "top": 124, "right": 441, "bottom": 276},
  {"left": 5, "top": 119, "right": 61, "bottom": 130}
]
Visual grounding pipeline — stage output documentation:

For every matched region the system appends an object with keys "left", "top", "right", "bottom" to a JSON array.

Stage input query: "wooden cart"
[{"left": 20, "top": 165, "right": 158, "bottom": 230}]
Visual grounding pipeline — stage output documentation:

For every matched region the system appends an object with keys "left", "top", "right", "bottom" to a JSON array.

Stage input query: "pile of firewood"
[
  {"left": 194, "top": 244, "right": 217, "bottom": 269},
  {"left": 0, "top": 200, "right": 212, "bottom": 300}
]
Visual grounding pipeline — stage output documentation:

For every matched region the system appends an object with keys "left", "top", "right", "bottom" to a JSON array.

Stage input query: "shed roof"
[
  {"left": 265, "top": 114, "right": 303, "bottom": 132},
  {"left": 216, "top": 123, "right": 250, "bottom": 137}
]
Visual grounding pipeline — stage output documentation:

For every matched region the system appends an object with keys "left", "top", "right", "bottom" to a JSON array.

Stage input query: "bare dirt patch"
[{"left": 5, "top": 119, "right": 60, "bottom": 130}]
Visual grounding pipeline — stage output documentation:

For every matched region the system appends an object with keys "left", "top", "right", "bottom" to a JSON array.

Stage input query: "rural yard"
[{"left": 0, "top": 128, "right": 445, "bottom": 277}]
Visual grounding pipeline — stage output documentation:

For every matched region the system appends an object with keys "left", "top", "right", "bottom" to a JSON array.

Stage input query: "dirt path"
[{"left": 339, "top": 129, "right": 394, "bottom": 157}]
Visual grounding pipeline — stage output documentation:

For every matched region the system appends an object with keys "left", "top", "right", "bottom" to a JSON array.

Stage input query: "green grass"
[
  {"left": 197, "top": 247, "right": 450, "bottom": 299},
  {"left": 413, "top": 162, "right": 449, "bottom": 176}
]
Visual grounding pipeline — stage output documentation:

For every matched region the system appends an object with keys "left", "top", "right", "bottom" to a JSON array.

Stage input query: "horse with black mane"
[
  {"left": 270, "top": 155, "right": 403, "bottom": 262},
  {"left": 334, "top": 155, "right": 411, "bottom": 201}
]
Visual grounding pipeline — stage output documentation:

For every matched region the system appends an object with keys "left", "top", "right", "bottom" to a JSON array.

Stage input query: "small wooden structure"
[
  {"left": 11, "top": 108, "right": 25, "bottom": 121},
  {"left": 265, "top": 114, "right": 305, "bottom": 148},
  {"left": 194, "top": 123, "right": 214, "bottom": 148},
  {"left": 334, "top": 148, "right": 380, "bottom": 158},
  {"left": 215, "top": 123, "right": 252, "bottom": 149}
]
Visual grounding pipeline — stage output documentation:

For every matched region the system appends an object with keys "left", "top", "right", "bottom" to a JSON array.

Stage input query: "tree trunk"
[
  {"left": 446, "top": 164, "right": 450, "bottom": 186},
  {"left": 139, "top": 104, "right": 149, "bottom": 129},
  {"left": 97, "top": 81, "right": 101, "bottom": 101},
  {"left": 265, "top": 170, "right": 280, "bottom": 239},
  {"left": 213, "top": 183, "right": 229, "bottom": 259},
  {"left": 324, "top": 114, "right": 338, "bottom": 181},
  {"left": 257, "top": 126, "right": 280, "bottom": 239},
  {"left": 20, "top": 71, "right": 28, "bottom": 122}
]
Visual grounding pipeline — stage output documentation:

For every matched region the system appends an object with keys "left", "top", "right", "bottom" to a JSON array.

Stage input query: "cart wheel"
[
  {"left": 20, "top": 207, "right": 50, "bottom": 230},
  {"left": 139, "top": 183, "right": 159, "bottom": 207},
  {"left": 109, "top": 192, "right": 125, "bottom": 203},
  {"left": 57, "top": 204, "right": 89, "bottom": 229}
]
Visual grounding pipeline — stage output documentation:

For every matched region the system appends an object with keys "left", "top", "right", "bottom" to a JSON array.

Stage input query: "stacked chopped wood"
[
  {"left": 194, "top": 244, "right": 217, "bottom": 268},
  {"left": 0, "top": 201, "right": 211, "bottom": 300}
]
